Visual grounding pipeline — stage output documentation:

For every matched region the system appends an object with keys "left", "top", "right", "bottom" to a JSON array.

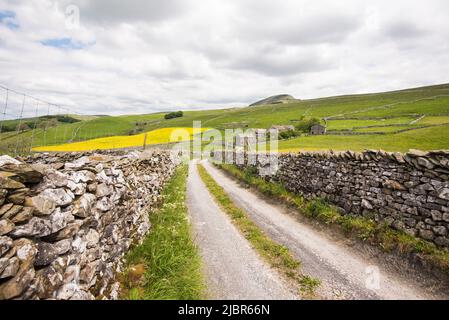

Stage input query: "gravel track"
[
  {"left": 186, "top": 161, "right": 299, "bottom": 300},
  {"left": 200, "top": 160, "right": 448, "bottom": 300}
]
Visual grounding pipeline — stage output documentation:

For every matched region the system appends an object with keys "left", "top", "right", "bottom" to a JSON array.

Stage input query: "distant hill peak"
[{"left": 249, "top": 94, "right": 298, "bottom": 107}]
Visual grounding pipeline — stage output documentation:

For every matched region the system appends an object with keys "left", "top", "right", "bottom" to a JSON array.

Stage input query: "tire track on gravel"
[{"left": 186, "top": 161, "right": 299, "bottom": 300}]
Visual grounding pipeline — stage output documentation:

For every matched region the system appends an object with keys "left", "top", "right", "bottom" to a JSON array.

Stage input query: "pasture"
[{"left": 1, "top": 83, "right": 449, "bottom": 154}]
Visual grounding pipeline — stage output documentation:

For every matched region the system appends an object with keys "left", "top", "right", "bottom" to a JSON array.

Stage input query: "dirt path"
[
  {"left": 186, "top": 161, "right": 299, "bottom": 300},
  {"left": 200, "top": 160, "right": 448, "bottom": 300}
]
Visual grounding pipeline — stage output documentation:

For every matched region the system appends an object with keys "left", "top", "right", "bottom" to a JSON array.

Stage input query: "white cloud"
[
  {"left": 62, "top": 0, "right": 189, "bottom": 25},
  {"left": 0, "top": 0, "right": 448, "bottom": 118}
]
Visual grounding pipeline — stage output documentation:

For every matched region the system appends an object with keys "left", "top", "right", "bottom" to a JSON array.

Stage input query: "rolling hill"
[
  {"left": 1, "top": 83, "right": 449, "bottom": 154},
  {"left": 249, "top": 94, "right": 298, "bottom": 107}
]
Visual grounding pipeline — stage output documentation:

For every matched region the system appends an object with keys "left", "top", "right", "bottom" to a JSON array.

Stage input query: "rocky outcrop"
[
  {"left": 0, "top": 151, "right": 178, "bottom": 300},
  {"left": 215, "top": 149, "right": 449, "bottom": 248}
]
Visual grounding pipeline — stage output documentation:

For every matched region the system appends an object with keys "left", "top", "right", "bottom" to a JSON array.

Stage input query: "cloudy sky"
[{"left": 0, "top": 0, "right": 449, "bottom": 117}]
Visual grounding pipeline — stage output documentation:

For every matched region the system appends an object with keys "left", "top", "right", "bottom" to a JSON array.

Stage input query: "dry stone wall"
[
  {"left": 0, "top": 150, "right": 178, "bottom": 300},
  {"left": 215, "top": 150, "right": 449, "bottom": 248}
]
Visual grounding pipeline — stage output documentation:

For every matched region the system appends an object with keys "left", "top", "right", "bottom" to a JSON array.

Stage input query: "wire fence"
[{"left": 0, "top": 84, "right": 116, "bottom": 156}]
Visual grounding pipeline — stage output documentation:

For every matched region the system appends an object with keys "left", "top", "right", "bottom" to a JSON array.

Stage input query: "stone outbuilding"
[
  {"left": 270, "top": 125, "right": 295, "bottom": 133},
  {"left": 310, "top": 124, "right": 327, "bottom": 135}
]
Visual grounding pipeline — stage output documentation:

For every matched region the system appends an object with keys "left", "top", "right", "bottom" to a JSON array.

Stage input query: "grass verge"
[
  {"left": 197, "top": 164, "right": 320, "bottom": 297},
  {"left": 120, "top": 165, "right": 205, "bottom": 300},
  {"left": 216, "top": 164, "right": 449, "bottom": 275}
]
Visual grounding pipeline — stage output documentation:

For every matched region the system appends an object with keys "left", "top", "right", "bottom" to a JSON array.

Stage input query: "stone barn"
[
  {"left": 310, "top": 124, "right": 326, "bottom": 135},
  {"left": 270, "top": 125, "right": 295, "bottom": 133}
]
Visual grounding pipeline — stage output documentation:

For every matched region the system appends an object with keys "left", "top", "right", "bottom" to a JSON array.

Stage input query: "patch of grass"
[
  {"left": 353, "top": 125, "right": 419, "bottom": 133},
  {"left": 197, "top": 164, "right": 320, "bottom": 297},
  {"left": 418, "top": 116, "right": 449, "bottom": 125},
  {"left": 327, "top": 117, "right": 415, "bottom": 131},
  {"left": 278, "top": 124, "right": 449, "bottom": 152},
  {"left": 121, "top": 165, "right": 205, "bottom": 300},
  {"left": 217, "top": 164, "right": 449, "bottom": 275}
]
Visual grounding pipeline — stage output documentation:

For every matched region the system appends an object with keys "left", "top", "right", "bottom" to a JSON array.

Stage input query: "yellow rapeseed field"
[{"left": 32, "top": 127, "right": 211, "bottom": 152}]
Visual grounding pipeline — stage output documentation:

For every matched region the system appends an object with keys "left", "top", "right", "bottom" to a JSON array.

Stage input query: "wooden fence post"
[{"left": 143, "top": 133, "right": 148, "bottom": 150}]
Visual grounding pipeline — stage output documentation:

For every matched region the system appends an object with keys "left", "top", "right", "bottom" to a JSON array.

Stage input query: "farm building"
[
  {"left": 235, "top": 129, "right": 267, "bottom": 146},
  {"left": 310, "top": 124, "right": 327, "bottom": 135},
  {"left": 270, "top": 125, "right": 295, "bottom": 133}
]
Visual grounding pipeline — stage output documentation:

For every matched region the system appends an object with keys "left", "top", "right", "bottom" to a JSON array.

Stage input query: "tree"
[
  {"left": 295, "top": 117, "right": 321, "bottom": 133},
  {"left": 164, "top": 111, "right": 184, "bottom": 120},
  {"left": 16, "top": 122, "right": 30, "bottom": 132},
  {"left": 56, "top": 115, "right": 80, "bottom": 124},
  {"left": 37, "top": 118, "right": 58, "bottom": 129},
  {"left": 279, "top": 130, "right": 300, "bottom": 140}
]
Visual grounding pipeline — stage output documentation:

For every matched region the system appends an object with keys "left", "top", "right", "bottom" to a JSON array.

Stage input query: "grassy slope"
[
  {"left": 120, "top": 165, "right": 205, "bottom": 300},
  {"left": 278, "top": 124, "right": 449, "bottom": 152},
  {"left": 327, "top": 117, "right": 415, "bottom": 130},
  {"left": 2, "top": 83, "right": 449, "bottom": 153}
]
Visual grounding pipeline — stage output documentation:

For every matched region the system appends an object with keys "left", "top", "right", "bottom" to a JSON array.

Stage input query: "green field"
[
  {"left": 327, "top": 117, "right": 415, "bottom": 131},
  {"left": 1, "top": 83, "right": 449, "bottom": 154},
  {"left": 353, "top": 126, "right": 413, "bottom": 133},
  {"left": 278, "top": 125, "right": 449, "bottom": 152},
  {"left": 417, "top": 116, "right": 449, "bottom": 125}
]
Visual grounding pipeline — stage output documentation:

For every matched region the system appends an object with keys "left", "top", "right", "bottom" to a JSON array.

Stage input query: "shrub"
[
  {"left": 279, "top": 130, "right": 300, "bottom": 140},
  {"left": 16, "top": 122, "right": 30, "bottom": 132},
  {"left": 56, "top": 115, "right": 80, "bottom": 123},
  {"left": 164, "top": 111, "right": 184, "bottom": 120},
  {"left": 295, "top": 117, "right": 322, "bottom": 133},
  {"left": 37, "top": 118, "right": 58, "bottom": 129}
]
